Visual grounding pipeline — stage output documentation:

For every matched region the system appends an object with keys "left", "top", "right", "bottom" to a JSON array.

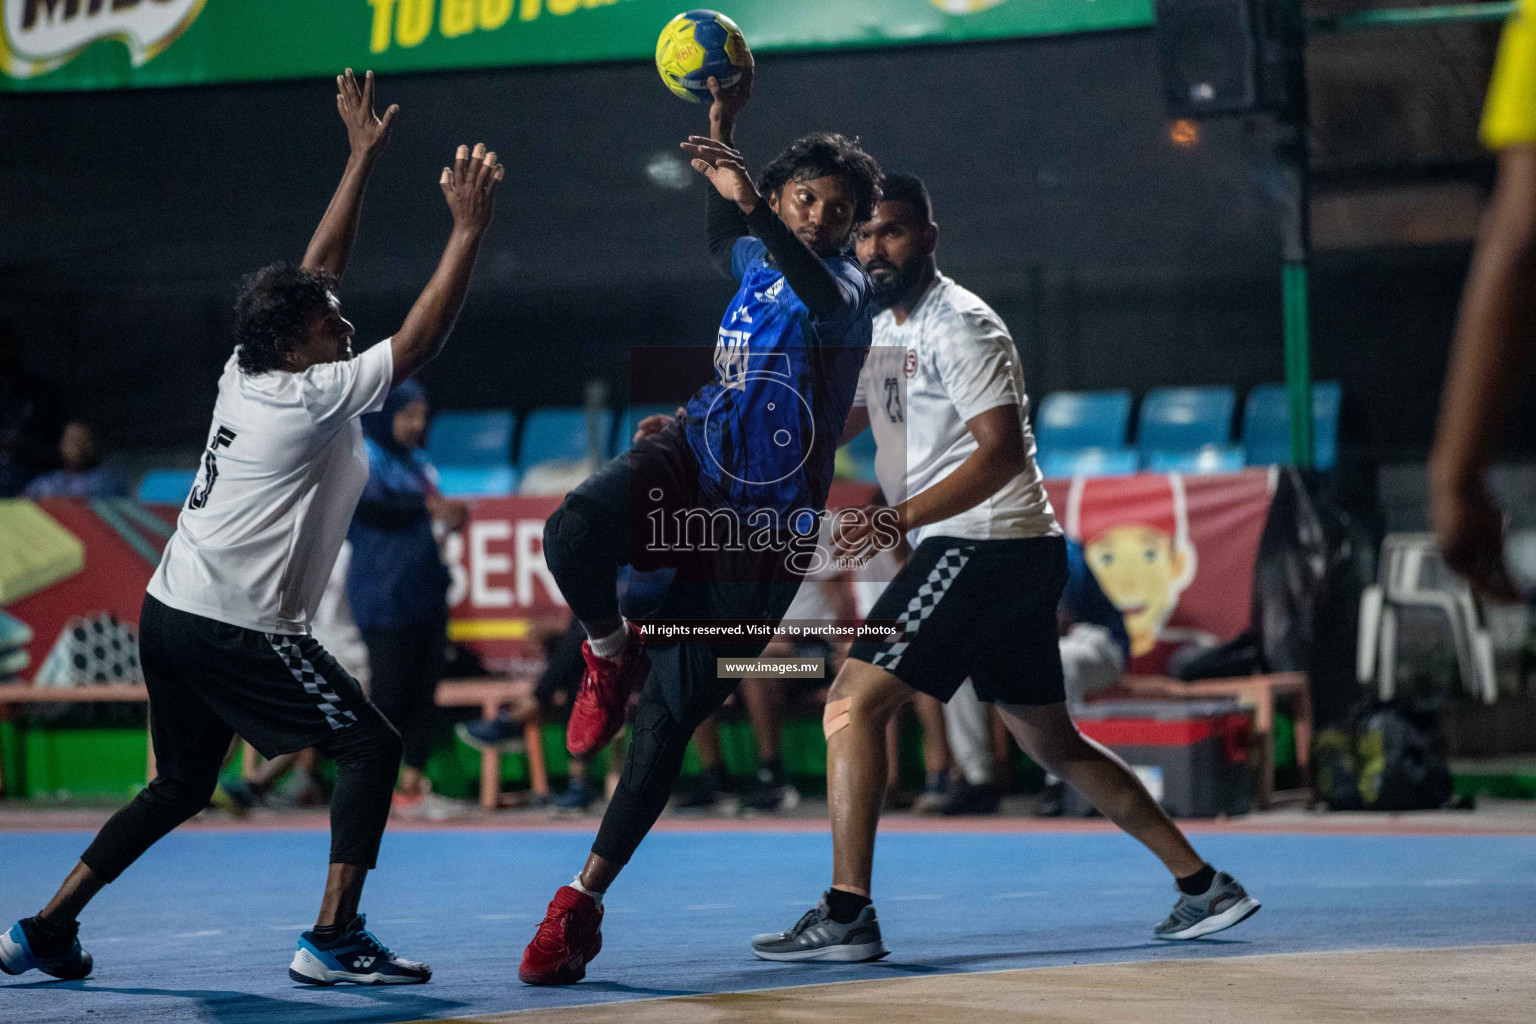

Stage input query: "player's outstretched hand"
[
  {"left": 337, "top": 69, "right": 398, "bottom": 161},
  {"left": 682, "top": 136, "right": 758, "bottom": 212},
  {"left": 831, "top": 504, "right": 903, "bottom": 567},
  {"left": 633, "top": 407, "right": 687, "bottom": 444},
  {"left": 440, "top": 143, "right": 504, "bottom": 235},
  {"left": 707, "top": 71, "right": 751, "bottom": 134}
]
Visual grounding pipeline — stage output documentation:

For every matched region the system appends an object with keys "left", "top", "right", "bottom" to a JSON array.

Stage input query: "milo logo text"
[{"left": 3, "top": 0, "right": 206, "bottom": 78}]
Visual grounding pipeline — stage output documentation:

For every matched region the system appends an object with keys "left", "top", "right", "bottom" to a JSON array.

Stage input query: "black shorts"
[
  {"left": 139, "top": 594, "right": 375, "bottom": 758},
  {"left": 568, "top": 423, "right": 807, "bottom": 724},
  {"left": 848, "top": 535, "right": 1069, "bottom": 706}
]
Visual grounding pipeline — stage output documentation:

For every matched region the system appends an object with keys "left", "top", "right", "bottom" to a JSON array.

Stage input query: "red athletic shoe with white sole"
[
  {"left": 519, "top": 885, "right": 604, "bottom": 986},
  {"left": 566, "top": 623, "right": 648, "bottom": 757}
]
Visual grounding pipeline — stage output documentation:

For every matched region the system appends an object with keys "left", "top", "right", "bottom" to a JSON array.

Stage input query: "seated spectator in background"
[
  {"left": 1, "top": 326, "right": 67, "bottom": 496},
  {"left": 943, "top": 537, "right": 1130, "bottom": 815},
  {"left": 457, "top": 619, "right": 612, "bottom": 813},
  {"left": 347, "top": 380, "right": 470, "bottom": 821},
  {"left": 23, "top": 421, "right": 128, "bottom": 499},
  {"left": 457, "top": 567, "right": 673, "bottom": 812}
]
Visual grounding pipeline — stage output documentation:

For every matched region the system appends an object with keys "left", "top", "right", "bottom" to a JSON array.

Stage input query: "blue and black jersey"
[{"left": 683, "top": 201, "right": 872, "bottom": 524}]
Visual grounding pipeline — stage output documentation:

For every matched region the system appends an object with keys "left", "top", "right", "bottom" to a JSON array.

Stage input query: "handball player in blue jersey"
[{"left": 520, "top": 72, "right": 881, "bottom": 985}]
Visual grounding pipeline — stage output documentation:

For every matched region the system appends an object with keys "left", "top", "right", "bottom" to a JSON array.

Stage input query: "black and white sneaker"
[
  {"left": 750, "top": 895, "right": 889, "bottom": 962},
  {"left": 289, "top": 914, "right": 431, "bottom": 985},
  {"left": 1154, "top": 871, "right": 1261, "bottom": 940}
]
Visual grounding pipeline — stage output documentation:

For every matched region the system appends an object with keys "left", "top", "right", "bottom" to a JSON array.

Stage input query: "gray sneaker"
[
  {"left": 750, "top": 895, "right": 889, "bottom": 962},
  {"left": 1154, "top": 871, "right": 1261, "bottom": 940}
]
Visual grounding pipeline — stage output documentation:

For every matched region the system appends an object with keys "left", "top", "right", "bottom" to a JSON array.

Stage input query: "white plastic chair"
[{"left": 1357, "top": 533, "right": 1497, "bottom": 704}]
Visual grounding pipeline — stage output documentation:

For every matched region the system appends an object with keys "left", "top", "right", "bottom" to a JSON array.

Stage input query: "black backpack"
[{"left": 1314, "top": 699, "right": 1453, "bottom": 811}]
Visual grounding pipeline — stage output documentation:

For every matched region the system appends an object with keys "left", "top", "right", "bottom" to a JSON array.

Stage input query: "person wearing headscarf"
[{"left": 348, "top": 380, "right": 468, "bottom": 819}]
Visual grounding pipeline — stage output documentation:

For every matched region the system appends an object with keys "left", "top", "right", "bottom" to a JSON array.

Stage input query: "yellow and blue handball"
[{"left": 655, "top": 9, "right": 753, "bottom": 104}]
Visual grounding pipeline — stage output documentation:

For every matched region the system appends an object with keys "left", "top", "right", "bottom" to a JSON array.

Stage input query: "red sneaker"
[
  {"left": 566, "top": 623, "right": 648, "bottom": 757},
  {"left": 518, "top": 885, "right": 604, "bottom": 985}
]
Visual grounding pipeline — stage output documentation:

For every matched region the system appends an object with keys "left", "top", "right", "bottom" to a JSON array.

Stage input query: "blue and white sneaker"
[
  {"left": 0, "top": 917, "right": 93, "bottom": 980},
  {"left": 289, "top": 914, "right": 431, "bottom": 985}
]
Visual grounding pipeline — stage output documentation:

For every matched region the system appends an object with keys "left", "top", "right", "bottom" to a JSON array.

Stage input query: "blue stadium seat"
[
  {"left": 1145, "top": 445, "right": 1246, "bottom": 475},
  {"left": 1035, "top": 390, "right": 1133, "bottom": 451},
  {"left": 618, "top": 404, "right": 684, "bottom": 452},
  {"left": 520, "top": 407, "right": 613, "bottom": 466},
  {"left": 1036, "top": 447, "right": 1139, "bottom": 479},
  {"left": 136, "top": 468, "right": 197, "bottom": 504},
  {"left": 435, "top": 466, "right": 518, "bottom": 497},
  {"left": 841, "top": 425, "right": 879, "bottom": 481},
  {"left": 1242, "top": 381, "right": 1342, "bottom": 471},
  {"left": 427, "top": 410, "right": 516, "bottom": 467},
  {"left": 1137, "top": 387, "right": 1236, "bottom": 459}
]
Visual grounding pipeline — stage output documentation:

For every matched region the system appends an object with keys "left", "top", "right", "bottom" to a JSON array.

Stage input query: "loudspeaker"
[{"left": 1154, "top": 0, "right": 1305, "bottom": 118}]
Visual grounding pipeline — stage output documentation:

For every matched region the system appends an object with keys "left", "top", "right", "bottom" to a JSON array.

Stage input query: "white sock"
[
  {"left": 570, "top": 875, "right": 604, "bottom": 905},
  {"left": 586, "top": 621, "right": 629, "bottom": 660}
]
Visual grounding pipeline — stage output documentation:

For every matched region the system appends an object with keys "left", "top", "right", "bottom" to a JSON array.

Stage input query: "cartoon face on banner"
[
  {"left": 1067, "top": 474, "right": 1197, "bottom": 658},
  {"left": 1047, "top": 470, "right": 1275, "bottom": 673}
]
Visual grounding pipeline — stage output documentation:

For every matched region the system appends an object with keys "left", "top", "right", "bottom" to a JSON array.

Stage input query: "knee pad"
[
  {"left": 544, "top": 495, "right": 598, "bottom": 551},
  {"left": 823, "top": 697, "right": 853, "bottom": 740},
  {"left": 618, "top": 695, "right": 688, "bottom": 798}
]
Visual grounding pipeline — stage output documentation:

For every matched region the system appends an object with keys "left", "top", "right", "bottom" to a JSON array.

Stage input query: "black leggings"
[
  {"left": 363, "top": 618, "right": 447, "bottom": 773},
  {"left": 81, "top": 682, "right": 400, "bottom": 882},
  {"left": 544, "top": 433, "right": 804, "bottom": 867}
]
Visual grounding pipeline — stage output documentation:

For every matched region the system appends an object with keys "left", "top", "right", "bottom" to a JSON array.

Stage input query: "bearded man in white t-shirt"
[
  {"left": 751, "top": 174, "right": 1259, "bottom": 963},
  {"left": 1, "top": 71, "right": 502, "bottom": 987}
]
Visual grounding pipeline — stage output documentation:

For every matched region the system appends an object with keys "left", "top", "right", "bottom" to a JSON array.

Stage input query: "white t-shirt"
[
  {"left": 148, "top": 341, "right": 395, "bottom": 635},
  {"left": 855, "top": 273, "right": 1058, "bottom": 546}
]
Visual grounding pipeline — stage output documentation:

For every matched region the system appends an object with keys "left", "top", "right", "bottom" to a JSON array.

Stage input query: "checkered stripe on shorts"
[
  {"left": 266, "top": 635, "right": 357, "bottom": 730},
  {"left": 871, "top": 545, "right": 973, "bottom": 672}
]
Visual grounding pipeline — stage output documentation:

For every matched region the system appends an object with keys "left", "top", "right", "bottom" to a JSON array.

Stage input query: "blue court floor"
[{"left": 1, "top": 827, "right": 1533, "bottom": 1023}]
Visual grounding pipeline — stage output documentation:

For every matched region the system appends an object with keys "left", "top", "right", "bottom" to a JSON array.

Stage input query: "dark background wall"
[{"left": 0, "top": 27, "right": 1523, "bottom": 463}]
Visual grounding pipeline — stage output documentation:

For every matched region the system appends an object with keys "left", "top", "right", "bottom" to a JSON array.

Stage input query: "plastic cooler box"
[{"left": 1065, "top": 699, "right": 1255, "bottom": 818}]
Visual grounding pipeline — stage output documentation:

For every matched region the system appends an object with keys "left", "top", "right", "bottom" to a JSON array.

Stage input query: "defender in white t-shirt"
[
  {"left": 752, "top": 174, "right": 1259, "bottom": 964},
  {"left": 2, "top": 72, "right": 504, "bottom": 988}
]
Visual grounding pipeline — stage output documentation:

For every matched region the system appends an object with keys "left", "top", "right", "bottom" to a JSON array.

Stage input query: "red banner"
[
  {"left": 1047, "top": 469, "right": 1276, "bottom": 674},
  {"left": 5, "top": 473, "right": 1273, "bottom": 679}
]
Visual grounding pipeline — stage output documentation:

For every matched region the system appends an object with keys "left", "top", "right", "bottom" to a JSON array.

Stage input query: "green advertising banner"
[{"left": 1, "top": 0, "right": 1153, "bottom": 94}]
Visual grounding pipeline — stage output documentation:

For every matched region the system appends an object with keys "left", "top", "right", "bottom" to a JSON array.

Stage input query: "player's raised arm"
[
  {"left": 389, "top": 144, "right": 504, "bottom": 386},
  {"left": 302, "top": 69, "right": 399, "bottom": 280},
  {"left": 703, "top": 73, "right": 753, "bottom": 278},
  {"left": 682, "top": 135, "right": 852, "bottom": 322}
]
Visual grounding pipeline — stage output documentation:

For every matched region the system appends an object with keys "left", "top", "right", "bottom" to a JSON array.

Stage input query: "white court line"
[
  {"left": 1421, "top": 878, "right": 1482, "bottom": 887},
  {"left": 268, "top": 924, "right": 311, "bottom": 930},
  {"left": 478, "top": 914, "right": 530, "bottom": 920},
  {"left": 889, "top": 895, "right": 942, "bottom": 902},
  {"left": 995, "top": 891, "right": 1044, "bottom": 899},
  {"left": 685, "top": 904, "right": 737, "bottom": 911},
  {"left": 369, "top": 918, "right": 425, "bottom": 924},
  {"left": 171, "top": 930, "right": 224, "bottom": 938},
  {"left": 1099, "top": 888, "right": 1153, "bottom": 896}
]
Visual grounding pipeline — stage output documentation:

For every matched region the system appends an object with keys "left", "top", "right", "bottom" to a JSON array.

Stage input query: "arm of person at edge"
[
  {"left": 684, "top": 85, "right": 858, "bottom": 327},
  {"left": 833, "top": 405, "right": 1026, "bottom": 562},
  {"left": 1429, "top": 145, "right": 1536, "bottom": 602},
  {"left": 388, "top": 142, "right": 505, "bottom": 387},
  {"left": 302, "top": 69, "right": 399, "bottom": 280}
]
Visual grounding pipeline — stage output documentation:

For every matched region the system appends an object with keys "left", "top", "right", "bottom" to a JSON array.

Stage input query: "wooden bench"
[
  {"left": 1115, "top": 672, "right": 1313, "bottom": 809},
  {"left": 1, "top": 679, "right": 542, "bottom": 812}
]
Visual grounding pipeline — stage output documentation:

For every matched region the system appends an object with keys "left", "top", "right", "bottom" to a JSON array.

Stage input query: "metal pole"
[{"left": 1274, "top": 0, "right": 1313, "bottom": 467}]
